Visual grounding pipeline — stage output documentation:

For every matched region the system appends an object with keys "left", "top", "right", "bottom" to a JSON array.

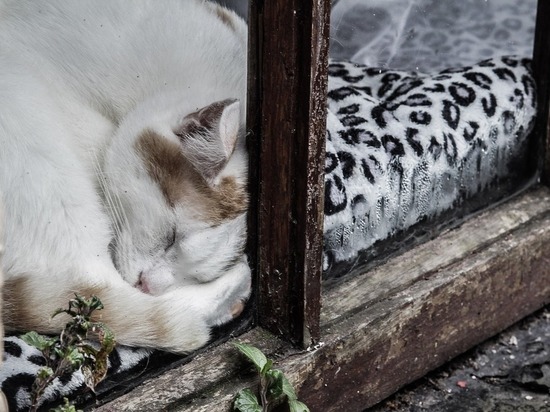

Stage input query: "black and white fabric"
[
  {"left": 322, "top": 56, "right": 536, "bottom": 275},
  {"left": 324, "top": 0, "right": 538, "bottom": 275},
  {"left": 1, "top": 336, "right": 151, "bottom": 411}
]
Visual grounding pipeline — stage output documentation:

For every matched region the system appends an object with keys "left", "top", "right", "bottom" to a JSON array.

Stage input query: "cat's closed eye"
[{"left": 164, "top": 227, "right": 177, "bottom": 252}]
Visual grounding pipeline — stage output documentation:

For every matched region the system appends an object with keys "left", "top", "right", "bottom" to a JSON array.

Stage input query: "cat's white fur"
[{"left": 0, "top": 0, "right": 250, "bottom": 353}]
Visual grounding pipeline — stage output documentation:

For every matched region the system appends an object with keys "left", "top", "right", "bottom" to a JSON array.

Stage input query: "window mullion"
[{"left": 247, "top": 0, "right": 330, "bottom": 347}]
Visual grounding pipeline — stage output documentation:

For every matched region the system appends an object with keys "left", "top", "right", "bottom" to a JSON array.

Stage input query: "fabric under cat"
[{"left": 0, "top": 0, "right": 251, "bottom": 354}]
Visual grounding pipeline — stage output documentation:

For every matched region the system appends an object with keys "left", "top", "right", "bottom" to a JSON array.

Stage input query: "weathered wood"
[
  {"left": 247, "top": 0, "right": 330, "bottom": 346},
  {"left": 94, "top": 329, "right": 293, "bottom": 412},
  {"left": 532, "top": 0, "right": 550, "bottom": 184},
  {"left": 288, "top": 208, "right": 550, "bottom": 410},
  {"left": 95, "top": 187, "right": 550, "bottom": 412}
]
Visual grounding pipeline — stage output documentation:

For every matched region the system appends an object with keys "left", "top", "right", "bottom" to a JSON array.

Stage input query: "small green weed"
[
  {"left": 233, "top": 342, "right": 309, "bottom": 412},
  {"left": 20, "top": 294, "right": 115, "bottom": 412}
]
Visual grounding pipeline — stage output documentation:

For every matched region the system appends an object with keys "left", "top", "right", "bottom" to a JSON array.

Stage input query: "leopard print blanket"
[{"left": 323, "top": 56, "right": 536, "bottom": 276}]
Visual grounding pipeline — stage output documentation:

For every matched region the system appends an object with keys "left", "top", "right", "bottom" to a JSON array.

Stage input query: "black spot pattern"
[
  {"left": 442, "top": 100, "right": 461, "bottom": 130},
  {"left": 328, "top": 86, "right": 361, "bottom": 101},
  {"left": 387, "top": 79, "right": 424, "bottom": 101},
  {"left": 406, "top": 128, "right": 424, "bottom": 156},
  {"left": 401, "top": 93, "right": 432, "bottom": 107},
  {"left": 4, "top": 340, "right": 22, "bottom": 357},
  {"left": 423, "top": 83, "right": 446, "bottom": 93},
  {"left": 371, "top": 105, "right": 388, "bottom": 128},
  {"left": 2, "top": 373, "right": 36, "bottom": 412},
  {"left": 378, "top": 73, "right": 402, "bottom": 97},
  {"left": 493, "top": 67, "right": 517, "bottom": 82},
  {"left": 464, "top": 71, "right": 493, "bottom": 89},
  {"left": 443, "top": 133, "right": 458, "bottom": 165},
  {"left": 463, "top": 121, "right": 480, "bottom": 142},
  {"left": 479, "top": 59, "right": 497, "bottom": 67},
  {"left": 502, "top": 56, "right": 519, "bottom": 67},
  {"left": 325, "top": 152, "right": 339, "bottom": 174},
  {"left": 449, "top": 82, "right": 476, "bottom": 106},
  {"left": 341, "top": 115, "right": 367, "bottom": 127},
  {"left": 410, "top": 110, "right": 432, "bottom": 125},
  {"left": 482, "top": 93, "right": 497, "bottom": 117},
  {"left": 337, "top": 151, "right": 356, "bottom": 179},
  {"left": 28, "top": 355, "right": 46, "bottom": 367},
  {"left": 337, "top": 104, "right": 360, "bottom": 115},
  {"left": 343, "top": 75, "right": 365, "bottom": 83},
  {"left": 361, "top": 159, "right": 376, "bottom": 184},
  {"left": 510, "top": 88, "right": 525, "bottom": 109},
  {"left": 325, "top": 176, "right": 347, "bottom": 216},
  {"left": 521, "top": 74, "right": 536, "bottom": 107},
  {"left": 382, "top": 134, "right": 405, "bottom": 157}
]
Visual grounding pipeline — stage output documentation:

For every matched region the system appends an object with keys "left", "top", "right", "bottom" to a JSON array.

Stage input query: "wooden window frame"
[{"left": 97, "top": 1, "right": 550, "bottom": 410}]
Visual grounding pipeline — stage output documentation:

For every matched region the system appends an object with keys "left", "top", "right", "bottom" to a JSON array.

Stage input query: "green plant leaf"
[
  {"left": 36, "top": 367, "right": 54, "bottom": 380},
  {"left": 92, "top": 322, "right": 116, "bottom": 351},
  {"left": 20, "top": 331, "right": 55, "bottom": 352},
  {"left": 233, "top": 342, "right": 268, "bottom": 372},
  {"left": 288, "top": 400, "right": 310, "bottom": 412},
  {"left": 233, "top": 388, "right": 261, "bottom": 412},
  {"left": 260, "top": 358, "right": 273, "bottom": 375},
  {"left": 266, "top": 369, "right": 284, "bottom": 399},
  {"left": 66, "top": 347, "right": 85, "bottom": 368},
  {"left": 281, "top": 374, "right": 297, "bottom": 401},
  {"left": 87, "top": 295, "right": 104, "bottom": 312}
]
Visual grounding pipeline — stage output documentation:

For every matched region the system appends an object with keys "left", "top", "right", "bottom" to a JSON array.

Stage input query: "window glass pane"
[
  {"left": 324, "top": 0, "right": 539, "bottom": 280},
  {"left": 331, "top": 0, "right": 536, "bottom": 72}
]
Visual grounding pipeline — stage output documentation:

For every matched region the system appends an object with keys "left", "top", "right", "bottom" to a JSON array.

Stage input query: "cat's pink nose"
[{"left": 135, "top": 272, "right": 150, "bottom": 294}]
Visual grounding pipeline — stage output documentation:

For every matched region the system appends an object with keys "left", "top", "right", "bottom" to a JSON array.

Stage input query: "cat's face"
[{"left": 102, "top": 97, "right": 249, "bottom": 295}]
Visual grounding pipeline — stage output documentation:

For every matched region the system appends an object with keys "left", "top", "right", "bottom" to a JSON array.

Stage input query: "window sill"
[{"left": 94, "top": 186, "right": 550, "bottom": 411}]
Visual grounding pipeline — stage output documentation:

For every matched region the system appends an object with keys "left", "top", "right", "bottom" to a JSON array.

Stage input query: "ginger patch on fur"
[{"left": 136, "top": 130, "right": 247, "bottom": 224}]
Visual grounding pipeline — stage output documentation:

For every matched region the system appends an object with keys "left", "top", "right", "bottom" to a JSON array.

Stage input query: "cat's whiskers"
[{"left": 91, "top": 151, "right": 125, "bottom": 241}]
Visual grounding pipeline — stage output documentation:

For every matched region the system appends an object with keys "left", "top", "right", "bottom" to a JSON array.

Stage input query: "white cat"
[{"left": 0, "top": 0, "right": 251, "bottom": 353}]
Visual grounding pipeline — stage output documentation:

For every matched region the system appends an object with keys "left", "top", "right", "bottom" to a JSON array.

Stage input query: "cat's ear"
[{"left": 175, "top": 99, "right": 241, "bottom": 184}]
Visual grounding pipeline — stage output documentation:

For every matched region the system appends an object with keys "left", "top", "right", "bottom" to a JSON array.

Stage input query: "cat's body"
[{"left": 0, "top": 0, "right": 251, "bottom": 353}]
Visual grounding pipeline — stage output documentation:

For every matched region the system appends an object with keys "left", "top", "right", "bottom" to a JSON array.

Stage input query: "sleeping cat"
[{"left": 0, "top": 0, "right": 251, "bottom": 353}]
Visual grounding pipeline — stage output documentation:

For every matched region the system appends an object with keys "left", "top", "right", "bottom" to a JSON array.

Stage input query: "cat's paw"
[
  {"left": 202, "top": 257, "right": 251, "bottom": 326},
  {"left": 175, "top": 257, "right": 251, "bottom": 328}
]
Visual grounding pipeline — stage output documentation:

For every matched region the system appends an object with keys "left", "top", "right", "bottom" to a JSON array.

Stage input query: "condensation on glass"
[{"left": 324, "top": 0, "right": 540, "bottom": 280}]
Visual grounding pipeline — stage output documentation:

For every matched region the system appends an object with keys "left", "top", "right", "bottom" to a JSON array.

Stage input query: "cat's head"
[{"left": 102, "top": 96, "right": 249, "bottom": 295}]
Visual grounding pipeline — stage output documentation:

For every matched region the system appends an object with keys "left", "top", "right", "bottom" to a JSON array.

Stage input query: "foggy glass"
[{"left": 330, "top": 0, "right": 536, "bottom": 72}]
